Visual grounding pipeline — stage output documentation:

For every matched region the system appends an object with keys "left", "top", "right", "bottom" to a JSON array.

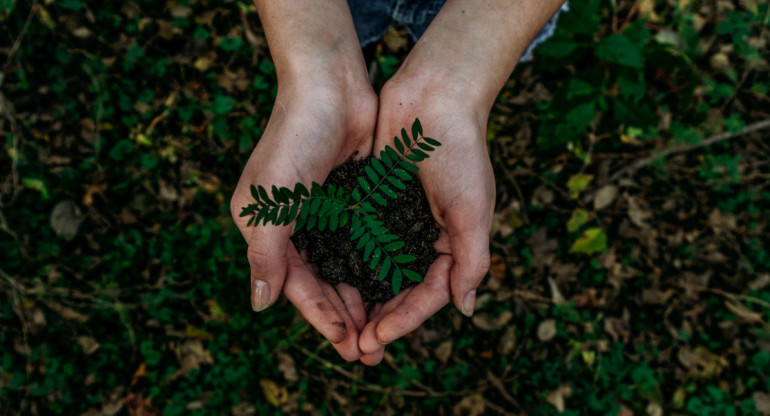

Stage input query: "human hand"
[
  {"left": 230, "top": 82, "right": 377, "bottom": 361},
  {"left": 357, "top": 78, "right": 495, "bottom": 365}
]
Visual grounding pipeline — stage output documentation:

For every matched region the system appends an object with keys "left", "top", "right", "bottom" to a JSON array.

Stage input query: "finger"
[
  {"left": 283, "top": 246, "right": 347, "bottom": 344},
  {"left": 359, "top": 292, "right": 411, "bottom": 355},
  {"left": 375, "top": 255, "right": 453, "bottom": 344},
  {"left": 360, "top": 349, "right": 385, "bottom": 366},
  {"left": 445, "top": 207, "right": 491, "bottom": 317},
  {"left": 318, "top": 280, "right": 363, "bottom": 362},
  {"left": 248, "top": 224, "right": 293, "bottom": 311},
  {"left": 336, "top": 283, "right": 367, "bottom": 331}
]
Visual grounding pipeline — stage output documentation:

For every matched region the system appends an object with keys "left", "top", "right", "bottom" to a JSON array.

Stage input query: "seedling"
[{"left": 239, "top": 118, "right": 441, "bottom": 295}]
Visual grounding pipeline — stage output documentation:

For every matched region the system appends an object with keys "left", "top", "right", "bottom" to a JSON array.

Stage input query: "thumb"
[
  {"left": 446, "top": 206, "right": 491, "bottom": 317},
  {"left": 247, "top": 223, "right": 293, "bottom": 311}
]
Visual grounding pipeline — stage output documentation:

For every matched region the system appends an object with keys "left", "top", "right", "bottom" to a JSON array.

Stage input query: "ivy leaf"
[
  {"left": 402, "top": 269, "right": 424, "bottom": 282},
  {"left": 570, "top": 227, "right": 607, "bottom": 254}
]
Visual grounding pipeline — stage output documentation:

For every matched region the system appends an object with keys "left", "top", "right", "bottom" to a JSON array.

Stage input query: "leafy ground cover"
[{"left": 1, "top": 0, "right": 769, "bottom": 415}]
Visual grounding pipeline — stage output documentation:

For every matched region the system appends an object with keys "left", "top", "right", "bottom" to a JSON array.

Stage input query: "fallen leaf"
[
  {"left": 453, "top": 394, "right": 485, "bottom": 416},
  {"left": 50, "top": 200, "right": 83, "bottom": 240},
  {"left": 260, "top": 379, "right": 288, "bottom": 407},
  {"left": 435, "top": 340, "right": 453, "bottom": 364},
  {"left": 546, "top": 384, "right": 572, "bottom": 413},
  {"left": 472, "top": 311, "right": 513, "bottom": 331},
  {"left": 548, "top": 278, "right": 566, "bottom": 304},
  {"left": 277, "top": 352, "right": 298, "bottom": 382},
  {"left": 567, "top": 208, "right": 590, "bottom": 232},
  {"left": 77, "top": 336, "right": 100, "bottom": 355},
  {"left": 537, "top": 319, "right": 557, "bottom": 341},
  {"left": 593, "top": 185, "right": 618, "bottom": 210},
  {"left": 567, "top": 174, "right": 594, "bottom": 199},
  {"left": 125, "top": 394, "right": 159, "bottom": 416},
  {"left": 570, "top": 228, "right": 607, "bottom": 254},
  {"left": 753, "top": 392, "right": 770, "bottom": 413}
]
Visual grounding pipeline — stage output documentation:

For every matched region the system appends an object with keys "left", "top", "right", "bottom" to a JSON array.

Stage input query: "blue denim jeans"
[{"left": 348, "top": 0, "right": 569, "bottom": 62}]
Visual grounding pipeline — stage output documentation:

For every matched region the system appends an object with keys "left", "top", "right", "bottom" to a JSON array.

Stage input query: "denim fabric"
[{"left": 348, "top": 0, "right": 569, "bottom": 62}]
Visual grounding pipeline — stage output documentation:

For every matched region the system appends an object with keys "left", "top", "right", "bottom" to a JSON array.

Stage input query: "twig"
[
  {"left": 2, "top": 0, "right": 37, "bottom": 71},
  {"left": 604, "top": 119, "right": 770, "bottom": 185}
]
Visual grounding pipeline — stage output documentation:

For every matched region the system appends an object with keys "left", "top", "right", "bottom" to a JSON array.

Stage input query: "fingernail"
[
  {"left": 377, "top": 338, "right": 392, "bottom": 346},
  {"left": 461, "top": 290, "right": 476, "bottom": 317},
  {"left": 252, "top": 280, "right": 270, "bottom": 312}
]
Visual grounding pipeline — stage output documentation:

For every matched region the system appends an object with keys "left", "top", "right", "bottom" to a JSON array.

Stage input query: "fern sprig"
[{"left": 240, "top": 118, "right": 441, "bottom": 295}]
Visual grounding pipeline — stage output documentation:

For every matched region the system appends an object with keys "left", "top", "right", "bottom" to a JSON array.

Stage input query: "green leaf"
[
  {"left": 423, "top": 136, "right": 441, "bottom": 147},
  {"left": 402, "top": 269, "right": 424, "bottom": 282},
  {"left": 329, "top": 211, "right": 339, "bottom": 231},
  {"left": 365, "top": 166, "right": 379, "bottom": 184},
  {"left": 356, "top": 233, "right": 370, "bottom": 250},
  {"left": 250, "top": 185, "right": 259, "bottom": 201},
  {"left": 412, "top": 148, "right": 429, "bottom": 159},
  {"left": 393, "top": 254, "right": 416, "bottom": 264},
  {"left": 306, "top": 213, "right": 317, "bottom": 230},
  {"left": 392, "top": 269, "right": 402, "bottom": 295},
  {"left": 370, "top": 248, "right": 381, "bottom": 270},
  {"left": 379, "top": 184, "right": 398, "bottom": 199},
  {"left": 272, "top": 185, "right": 288, "bottom": 204},
  {"left": 310, "top": 198, "right": 321, "bottom": 214},
  {"left": 286, "top": 203, "right": 299, "bottom": 225},
  {"left": 380, "top": 150, "right": 393, "bottom": 167},
  {"left": 401, "top": 128, "right": 411, "bottom": 147},
  {"left": 255, "top": 209, "right": 267, "bottom": 227},
  {"left": 399, "top": 160, "right": 419, "bottom": 173},
  {"left": 311, "top": 182, "right": 324, "bottom": 196},
  {"left": 372, "top": 158, "right": 386, "bottom": 176},
  {"left": 371, "top": 193, "right": 387, "bottom": 206},
  {"left": 567, "top": 173, "right": 594, "bottom": 199},
  {"left": 385, "top": 146, "right": 400, "bottom": 162},
  {"left": 384, "top": 241, "right": 404, "bottom": 252},
  {"left": 412, "top": 118, "right": 423, "bottom": 140},
  {"left": 596, "top": 34, "right": 644, "bottom": 68},
  {"left": 359, "top": 202, "right": 376, "bottom": 213},
  {"left": 364, "top": 240, "right": 375, "bottom": 261},
  {"left": 379, "top": 258, "right": 391, "bottom": 281},
  {"left": 394, "top": 136, "right": 405, "bottom": 154},
  {"left": 318, "top": 212, "right": 328, "bottom": 231},
  {"left": 357, "top": 177, "right": 371, "bottom": 193},
  {"left": 352, "top": 188, "right": 361, "bottom": 202},
  {"left": 406, "top": 154, "right": 424, "bottom": 162},
  {"left": 219, "top": 36, "right": 243, "bottom": 51},
  {"left": 570, "top": 227, "right": 607, "bottom": 254},
  {"left": 294, "top": 183, "right": 309, "bottom": 198},
  {"left": 339, "top": 211, "right": 349, "bottom": 228},
  {"left": 386, "top": 176, "right": 406, "bottom": 190},
  {"left": 351, "top": 223, "right": 366, "bottom": 240},
  {"left": 326, "top": 185, "right": 336, "bottom": 199},
  {"left": 258, "top": 186, "right": 272, "bottom": 205},
  {"left": 277, "top": 206, "right": 289, "bottom": 224},
  {"left": 376, "top": 234, "right": 398, "bottom": 243},
  {"left": 567, "top": 208, "right": 590, "bottom": 232},
  {"left": 417, "top": 142, "right": 434, "bottom": 152},
  {"left": 393, "top": 168, "right": 412, "bottom": 181}
]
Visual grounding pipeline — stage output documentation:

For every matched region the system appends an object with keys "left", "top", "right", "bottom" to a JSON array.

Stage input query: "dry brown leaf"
[
  {"left": 472, "top": 311, "right": 513, "bottom": 331},
  {"left": 593, "top": 185, "right": 618, "bottom": 210},
  {"left": 277, "top": 352, "right": 298, "bottom": 382},
  {"left": 77, "top": 336, "right": 100, "bottom": 355},
  {"left": 537, "top": 319, "right": 557, "bottom": 342},
  {"left": 50, "top": 200, "right": 83, "bottom": 240},
  {"left": 435, "top": 340, "right": 453, "bottom": 364},
  {"left": 453, "top": 394, "right": 485, "bottom": 416},
  {"left": 546, "top": 384, "right": 572, "bottom": 413},
  {"left": 753, "top": 392, "right": 770, "bottom": 414}
]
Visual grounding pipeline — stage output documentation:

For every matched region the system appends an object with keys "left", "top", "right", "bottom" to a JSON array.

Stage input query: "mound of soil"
[{"left": 292, "top": 157, "right": 439, "bottom": 304}]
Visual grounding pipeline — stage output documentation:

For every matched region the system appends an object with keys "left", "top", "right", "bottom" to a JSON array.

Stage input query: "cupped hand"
[
  {"left": 357, "top": 79, "right": 496, "bottom": 365},
  {"left": 230, "top": 83, "right": 377, "bottom": 361}
]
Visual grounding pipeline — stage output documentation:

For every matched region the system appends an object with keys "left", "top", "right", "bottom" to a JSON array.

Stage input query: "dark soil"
[{"left": 292, "top": 157, "right": 439, "bottom": 304}]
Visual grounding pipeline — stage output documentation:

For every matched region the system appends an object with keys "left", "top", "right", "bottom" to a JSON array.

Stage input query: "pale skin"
[{"left": 231, "top": 0, "right": 567, "bottom": 364}]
